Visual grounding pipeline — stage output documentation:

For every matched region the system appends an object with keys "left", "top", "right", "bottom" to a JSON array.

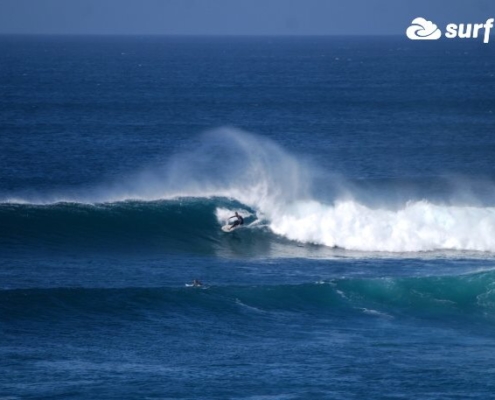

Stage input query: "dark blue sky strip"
[{"left": 0, "top": 0, "right": 493, "bottom": 35}]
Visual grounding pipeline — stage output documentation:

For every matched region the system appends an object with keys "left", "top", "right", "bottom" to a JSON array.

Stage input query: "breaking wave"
[{"left": 2, "top": 128, "right": 495, "bottom": 253}]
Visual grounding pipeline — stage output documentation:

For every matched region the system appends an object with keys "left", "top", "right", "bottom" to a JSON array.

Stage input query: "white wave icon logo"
[{"left": 406, "top": 17, "right": 441, "bottom": 40}]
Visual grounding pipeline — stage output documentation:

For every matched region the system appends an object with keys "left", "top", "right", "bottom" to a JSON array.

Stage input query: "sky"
[{"left": 0, "top": 0, "right": 494, "bottom": 35}]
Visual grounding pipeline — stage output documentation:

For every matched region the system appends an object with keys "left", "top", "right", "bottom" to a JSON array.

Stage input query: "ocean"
[{"left": 1, "top": 35, "right": 495, "bottom": 399}]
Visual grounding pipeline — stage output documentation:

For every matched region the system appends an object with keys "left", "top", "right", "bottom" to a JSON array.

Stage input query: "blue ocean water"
[{"left": 1, "top": 35, "right": 495, "bottom": 399}]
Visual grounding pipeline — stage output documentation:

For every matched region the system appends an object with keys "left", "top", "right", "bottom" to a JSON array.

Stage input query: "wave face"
[
  {"left": 2, "top": 128, "right": 495, "bottom": 254},
  {"left": 3, "top": 271, "right": 495, "bottom": 323},
  {"left": 0, "top": 198, "right": 267, "bottom": 255}
]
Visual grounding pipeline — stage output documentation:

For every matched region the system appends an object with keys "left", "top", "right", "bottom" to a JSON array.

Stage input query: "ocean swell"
[{"left": 3, "top": 271, "right": 495, "bottom": 322}]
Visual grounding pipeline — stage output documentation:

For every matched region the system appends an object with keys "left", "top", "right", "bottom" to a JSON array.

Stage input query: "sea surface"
[{"left": 1, "top": 35, "right": 495, "bottom": 399}]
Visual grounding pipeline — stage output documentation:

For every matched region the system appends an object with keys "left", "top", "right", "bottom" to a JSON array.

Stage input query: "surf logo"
[
  {"left": 406, "top": 17, "right": 441, "bottom": 40},
  {"left": 406, "top": 17, "right": 494, "bottom": 43}
]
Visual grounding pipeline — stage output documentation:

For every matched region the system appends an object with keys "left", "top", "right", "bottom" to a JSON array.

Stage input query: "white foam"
[
  {"left": 266, "top": 199, "right": 495, "bottom": 252},
  {"left": 360, "top": 308, "right": 394, "bottom": 319}
]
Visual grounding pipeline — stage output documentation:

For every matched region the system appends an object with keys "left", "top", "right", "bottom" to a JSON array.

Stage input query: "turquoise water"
[{"left": 1, "top": 36, "right": 495, "bottom": 399}]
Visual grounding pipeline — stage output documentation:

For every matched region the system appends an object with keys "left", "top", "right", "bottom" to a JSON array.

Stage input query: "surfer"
[
  {"left": 192, "top": 279, "right": 203, "bottom": 287},
  {"left": 229, "top": 212, "right": 244, "bottom": 230}
]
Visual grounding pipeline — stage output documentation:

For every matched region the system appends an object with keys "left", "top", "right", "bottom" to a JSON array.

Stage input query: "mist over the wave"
[{"left": 1, "top": 128, "right": 313, "bottom": 204}]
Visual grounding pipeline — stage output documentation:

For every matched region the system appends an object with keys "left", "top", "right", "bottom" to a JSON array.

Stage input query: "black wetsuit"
[{"left": 231, "top": 215, "right": 244, "bottom": 229}]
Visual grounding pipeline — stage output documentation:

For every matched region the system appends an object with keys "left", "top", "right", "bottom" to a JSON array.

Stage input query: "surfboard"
[
  {"left": 221, "top": 224, "right": 239, "bottom": 232},
  {"left": 185, "top": 283, "right": 208, "bottom": 289}
]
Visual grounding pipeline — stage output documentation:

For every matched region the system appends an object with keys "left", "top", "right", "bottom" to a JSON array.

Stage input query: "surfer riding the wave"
[{"left": 229, "top": 212, "right": 244, "bottom": 230}]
